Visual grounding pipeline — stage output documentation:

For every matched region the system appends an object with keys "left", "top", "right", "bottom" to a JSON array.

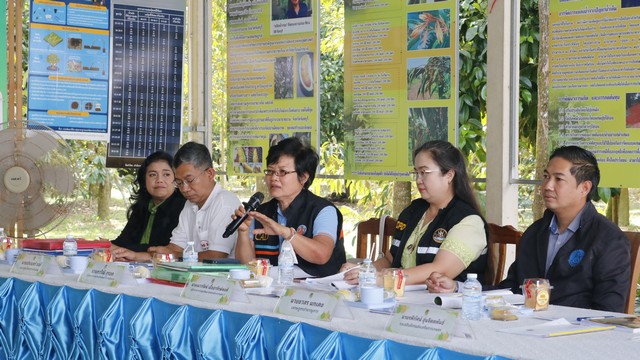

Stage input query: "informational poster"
[
  {"left": 106, "top": 0, "right": 185, "bottom": 168},
  {"left": 1, "top": 0, "right": 7, "bottom": 123},
  {"left": 549, "top": 1, "right": 640, "bottom": 187},
  {"left": 226, "top": 0, "right": 320, "bottom": 175},
  {"left": 27, "top": 0, "right": 111, "bottom": 140},
  {"left": 344, "top": 0, "right": 458, "bottom": 180}
]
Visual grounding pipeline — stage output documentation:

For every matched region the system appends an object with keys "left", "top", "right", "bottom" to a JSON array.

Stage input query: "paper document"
[{"left": 498, "top": 318, "right": 615, "bottom": 337}]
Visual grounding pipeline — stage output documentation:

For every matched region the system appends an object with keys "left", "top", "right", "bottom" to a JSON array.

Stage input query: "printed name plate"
[
  {"left": 181, "top": 274, "right": 235, "bottom": 304},
  {"left": 78, "top": 260, "right": 127, "bottom": 287},
  {"left": 11, "top": 253, "right": 50, "bottom": 277},
  {"left": 386, "top": 304, "right": 458, "bottom": 341},
  {"left": 274, "top": 288, "right": 339, "bottom": 321}
]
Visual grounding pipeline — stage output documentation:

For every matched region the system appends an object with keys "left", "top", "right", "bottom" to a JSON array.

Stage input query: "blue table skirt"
[{"left": 0, "top": 277, "right": 510, "bottom": 359}]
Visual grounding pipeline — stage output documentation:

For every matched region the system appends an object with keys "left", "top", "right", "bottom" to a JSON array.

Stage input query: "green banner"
[{"left": 226, "top": 0, "right": 320, "bottom": 176}]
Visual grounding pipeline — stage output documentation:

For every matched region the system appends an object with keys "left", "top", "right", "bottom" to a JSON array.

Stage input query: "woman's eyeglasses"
[
  {"left": 410, "top": 169, "right": 439, "bottom": 180},
  {"left": 264, "top": 169, "right": 296, "bottom": 177}
]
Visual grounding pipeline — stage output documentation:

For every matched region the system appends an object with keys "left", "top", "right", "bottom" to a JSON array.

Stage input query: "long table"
[{"left": 1, "top": 264, "right": 638, "bottom": 359}]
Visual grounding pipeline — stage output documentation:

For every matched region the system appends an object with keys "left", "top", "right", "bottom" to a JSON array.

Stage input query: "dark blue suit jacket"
[{"left": 500, "top": 202, "right": 630, "bottom": 312}]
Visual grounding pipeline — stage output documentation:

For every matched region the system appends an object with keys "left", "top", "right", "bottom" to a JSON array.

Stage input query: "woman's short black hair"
[
  {"left": 128, "top": 151, "right": 177, "bottom": 220},
  {"left": 266, "top": 137, "right": 318, "bottom": 188}
]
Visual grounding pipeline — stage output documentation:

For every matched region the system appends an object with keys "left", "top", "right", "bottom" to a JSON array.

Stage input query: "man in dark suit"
[{"left": 427, "top": 146, "right": 631, "bottom": 312}]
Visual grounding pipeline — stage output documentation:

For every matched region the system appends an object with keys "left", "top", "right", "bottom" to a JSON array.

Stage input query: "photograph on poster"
[
  {"left": 293, "top": 132, "right": 311, "bottom": 147},
  {"left": 234, "top": 146, "right": 263, "bottom": 174},
  {"left": 272, "top": 0, "right": 312, "bottom": 20},
  {"left": 407, "top": 56, "right": 451, "bottom": 100},
  {"left": 626, "top": 92, "right": 640, "bottom": 128},
  {"left": 297, "top": 52, "right": 314, "bottom": 97},
  {"left": 622, "top": 0, "right": 640, "bottom": 8},
  {"left": 408, "top": 0, "right": 447, "bottom": 4},
  {"left": 407, "top": 9, "right": 450, "bottom": 51},
  {"left": 270, "top": 0, "right": 313, "bottom": 35},
  {"left": 269, "top": 133, "right": 288, "bottom": 147},
  {"left": 408, "top": 107, "right": 448, "bottom": 164},
  {"left": 274, "top": 56, "right": 294, "bottom": 99}
]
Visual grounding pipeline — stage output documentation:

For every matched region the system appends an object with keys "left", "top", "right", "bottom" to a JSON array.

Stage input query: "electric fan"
[{"left": 0, "top": 120, "right": 77, "bottom": 237}]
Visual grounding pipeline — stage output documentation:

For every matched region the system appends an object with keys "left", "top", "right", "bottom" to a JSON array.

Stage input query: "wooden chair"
[
  {"left": 356, "top": 216, "right": 397, "bottom": 259},
  {"left": 623, "top": 231, "right": 640, "bottom": 314},
  {"left": 487, "top": 223, "right": 522, "bottom": 286}
]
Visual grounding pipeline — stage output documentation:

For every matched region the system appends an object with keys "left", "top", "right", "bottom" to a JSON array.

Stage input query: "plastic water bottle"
[
  {"left": 462, "top": 273, "right": 483, "bottom": 320},
  {"left": 278, "top": 240, "right": 295, "bottom": 286},
  {"left": 183, "top": 241, "right": 198, "bottom": 263},
  {"left": 63, "top": 235, "right": 78, "bottom": 256},
  {"left": 358, "top": 258, "right": 377, "bottom": 288}
]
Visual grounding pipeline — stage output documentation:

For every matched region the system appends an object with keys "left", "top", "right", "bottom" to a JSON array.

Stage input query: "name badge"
[
  {"left": 392, "top": 239, "right": 401, "bottom": 247},
  {"left": 78, "top": 261, "right": 128, "bottom": 287},
  {"left": 182, "top": 274, "right": 235, "bottom": 304},
  {"left": 274, "top": 288, "right": 339, "bottom": 321},
  {"left": 386, "top": 304, "right": 458, "bottom": 341},
  {"left": 11, "top": 253, "right": 51, "bottom": 277}
]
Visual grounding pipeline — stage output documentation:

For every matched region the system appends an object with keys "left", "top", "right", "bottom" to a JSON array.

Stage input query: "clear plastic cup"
[
  {"left": 522, "top": 278, "right": 550, "bottom": 311},
  {"left": 248, "top": 258, "right": 271, "bottom": 276},
  {"left": 383, "top": 268, "right": 407, "bottom": 298}
]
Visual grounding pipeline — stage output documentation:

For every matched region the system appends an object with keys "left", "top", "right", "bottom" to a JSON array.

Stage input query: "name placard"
[
  {"left": 181, "top": 274, "right": 235, "bottom": 304},
  {"left": 385, "top": 304, "right": 458, "bottom": 341},
  {"left": 78, "top": 260, "right": 127, "bottom": 287},
  {"left": 274, "top": 288, "right": 339, "bottom": 321},
  {"left": 11, "top": 253, "right": 50, "bottom": 277}
]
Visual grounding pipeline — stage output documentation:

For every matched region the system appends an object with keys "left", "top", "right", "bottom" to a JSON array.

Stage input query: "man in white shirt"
[{"left": 149, "top": 142, "right": 241, "bottom": 260}]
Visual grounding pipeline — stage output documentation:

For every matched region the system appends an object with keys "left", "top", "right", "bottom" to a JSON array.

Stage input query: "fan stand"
[{"left": 7, "top": 121, "right": 26, "bottom": 238}]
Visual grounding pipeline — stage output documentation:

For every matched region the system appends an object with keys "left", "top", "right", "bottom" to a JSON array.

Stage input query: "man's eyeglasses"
[
  {"left": 264, "top": 169, "right": 296, "bottom": 177},
  {"left": 410, "top": 169, "right": 439, "bottom": 180},
  {"left": 173, "top": 169, "right": 208, "bottom": 188}
]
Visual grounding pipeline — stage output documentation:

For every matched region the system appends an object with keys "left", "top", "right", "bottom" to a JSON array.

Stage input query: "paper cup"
[
  {"left": 229, "top": 268, "right": 251, "bottom": 280},
  {"left": 360, "top": 286, "right": 384, "bottom": 305},
  {"left": 5, "top": 249, "right": 21, "bottom": 265},
  {"left": 67, "top": 256, "right": 88, "bottom": 274}
]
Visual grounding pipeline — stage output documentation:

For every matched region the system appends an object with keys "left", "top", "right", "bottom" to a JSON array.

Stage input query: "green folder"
[{"left": 157, "top": 262, "right": 248, "bottom": 272}]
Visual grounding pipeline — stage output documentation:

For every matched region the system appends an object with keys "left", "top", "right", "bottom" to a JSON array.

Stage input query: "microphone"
[{"left": 223, "top": 192, "right": 264, "bottom": 238}]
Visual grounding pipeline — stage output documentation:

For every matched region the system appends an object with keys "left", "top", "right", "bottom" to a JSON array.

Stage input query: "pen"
[{"left": 576, "top": 315, "right": 615, "bottom": 322}]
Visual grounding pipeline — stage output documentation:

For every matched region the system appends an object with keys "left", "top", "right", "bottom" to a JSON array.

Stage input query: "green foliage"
[
  {"left": 458, "top": 0, "right": 540, "bottom": 180},
  {"left": 319, "top": 0, "right": 345, "bottom": 144},
  {"left": 210, "top": 0, "right": 228, "bottom": 164},
  {"left": 519, "top": 0, "right": 540, "bottom": 146},
  {"left": 458, "top": 0, "right": 488, "bottom": 172}
]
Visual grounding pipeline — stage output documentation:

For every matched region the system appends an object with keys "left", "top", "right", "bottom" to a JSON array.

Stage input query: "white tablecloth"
[{"left": 2, "top": 264, "right": 639, "bottom": 359}]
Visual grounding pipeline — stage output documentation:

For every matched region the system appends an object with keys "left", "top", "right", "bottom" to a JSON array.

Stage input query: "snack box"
[{"left": 21, "top": 238, "right": 111, "bottom": 250}]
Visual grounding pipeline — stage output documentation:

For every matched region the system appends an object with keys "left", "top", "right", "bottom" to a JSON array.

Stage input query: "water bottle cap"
[{"left": 467, "top": 273, "right": 477, "bottom": 279}]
